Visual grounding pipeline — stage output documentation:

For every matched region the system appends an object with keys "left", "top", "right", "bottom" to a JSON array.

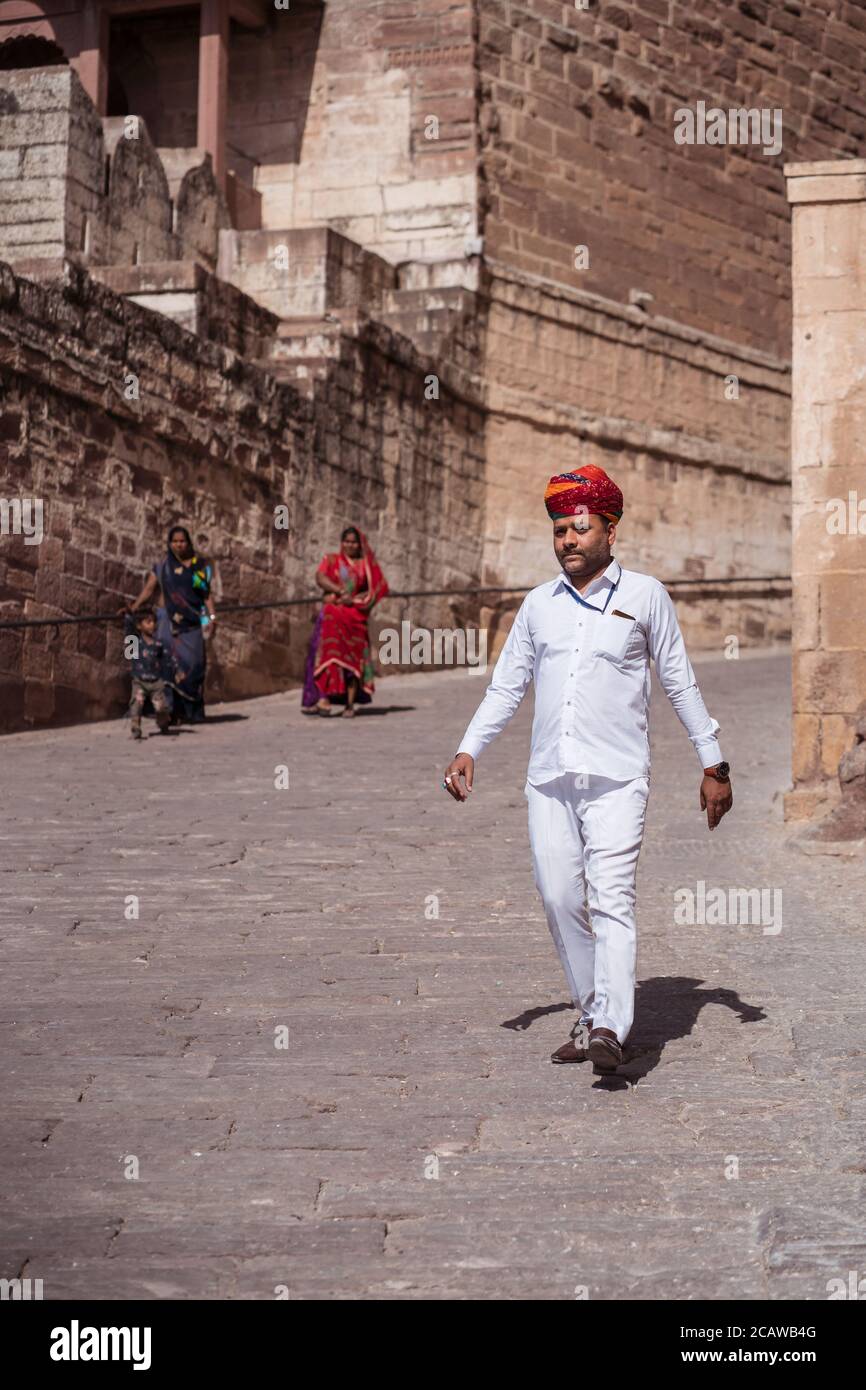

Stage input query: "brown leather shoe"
[
  {"left": 588, "top": 1026, "right": 622, "bottom": 1072},
  {"left": 550, "top": 1019, "right": 592, "bottom": 1064}
]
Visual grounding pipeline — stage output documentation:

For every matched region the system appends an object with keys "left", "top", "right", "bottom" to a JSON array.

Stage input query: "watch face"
[{"left": 717, "top": 761, "right": 730, "bottom": 778}]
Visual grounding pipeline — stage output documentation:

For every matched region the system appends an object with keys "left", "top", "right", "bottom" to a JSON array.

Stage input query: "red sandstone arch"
[
  {"left": 0, "top": 2, "right": 62, "bottom": 48},
  {"left": 0, "top": 2, "right": 85, "bottom": 85}
]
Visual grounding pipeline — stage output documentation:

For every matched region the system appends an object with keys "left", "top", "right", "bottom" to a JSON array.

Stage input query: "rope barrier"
[{"left": 0, "top": 575, "right": 791, "bottom": 631}]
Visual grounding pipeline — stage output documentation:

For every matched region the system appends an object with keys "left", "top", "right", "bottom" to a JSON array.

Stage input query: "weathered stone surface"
[
  {"left": 0, "top": 66, "right": 105, "bottom": 264},
  {"left": 839, "top": 742, "right": 866, "bottom": 784},
  {"left": 174, "top": 153, "right": 231, "bottom": 270},
  {"left": 479, "top": 5, "right": 866, "bottom": 356},
  {"left": 786, "top": 165, "right": 866, "bottom": 822},
  {"left": 102, "top": 115, "right": 176, "bottom": 267},
  {"left": 219, "top": 226, "right": 398, "bottom": 320}
]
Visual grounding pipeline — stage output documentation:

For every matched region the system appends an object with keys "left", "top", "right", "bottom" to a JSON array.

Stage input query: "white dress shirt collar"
[{"left": 555, "top": 556, "right": 622, "bottom": 609}]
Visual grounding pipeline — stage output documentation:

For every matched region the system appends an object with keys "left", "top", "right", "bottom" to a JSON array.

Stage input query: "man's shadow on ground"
[
  {"left": 503, "top": 977, "right": 766, "bottom": 1088},
  {"left": 350, "top": 705, "right": 417, "bottom": 716}
]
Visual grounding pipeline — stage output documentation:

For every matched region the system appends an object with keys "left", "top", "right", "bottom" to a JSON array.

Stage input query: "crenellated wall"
[
  {"left": 0, "top": 1, "right": 481, "bottom": 267},
  {"left": 0, "top": 66, "right": 228, "bottom": 274}
]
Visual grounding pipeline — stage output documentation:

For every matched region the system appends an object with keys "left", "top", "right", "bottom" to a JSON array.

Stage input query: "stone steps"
[
  {"left": 257, "top": 286, "right": 478, "bottom": 394},
  {"left": 260, "top": 315, "right": 344, "bottom": 393},
  {"left": 379, "top": 286, "right": 476, "bottom": 353},
  {"left": 381, "top": 285, "right": 474, "bottom": 315}
]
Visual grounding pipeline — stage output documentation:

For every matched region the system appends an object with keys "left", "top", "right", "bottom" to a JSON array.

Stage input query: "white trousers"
[{"left": 526, "top": 773, "right": 650, "bottom": 1044}]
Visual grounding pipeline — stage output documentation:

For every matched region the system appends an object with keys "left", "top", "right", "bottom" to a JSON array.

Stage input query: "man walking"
[{"left": 442, "top": 467, "right": 733, "bottom": 1073}]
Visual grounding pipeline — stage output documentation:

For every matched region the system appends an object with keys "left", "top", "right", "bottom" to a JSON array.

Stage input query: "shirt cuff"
[
  {"left": 695, "top": 738, "right": 723, "bottom": 769},
  {"left": 456, "top": 735, "right": 484, "bottom": 760}
]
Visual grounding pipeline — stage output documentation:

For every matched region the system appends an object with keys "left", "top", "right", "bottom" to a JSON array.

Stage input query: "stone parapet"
[
  {"left": 217, "top": 225, "right": 399, "bottom": 320},
  {"left": 0, "top": 65, "right": 232, "bottom": 274},
  {"left": 89, "top": 261, "right": 279, "bottom": 359},
  {"left": 0, "top": 65, "right": 105, "bottom": 264}
]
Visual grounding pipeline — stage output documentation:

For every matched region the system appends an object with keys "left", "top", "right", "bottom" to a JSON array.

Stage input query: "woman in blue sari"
[{"left": 128, "top": 526, "right": 216, "bottom": 723}]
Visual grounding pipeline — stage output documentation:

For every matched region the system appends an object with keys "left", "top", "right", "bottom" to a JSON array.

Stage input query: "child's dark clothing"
[
  {"left": 124, "top": 615, "right": 171, "bottom": 737},
  {"left": 124, "top": 614, "right": 171, "bottom": 683}
]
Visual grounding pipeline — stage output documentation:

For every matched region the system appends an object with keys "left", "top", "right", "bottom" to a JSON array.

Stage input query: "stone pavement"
[{"left": 2, "top": 649, "right": 865, "bottom": 1301}]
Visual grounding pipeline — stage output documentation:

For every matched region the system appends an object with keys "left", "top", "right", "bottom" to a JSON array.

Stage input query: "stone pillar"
[
  {"left": 784, "top": 159, "right": 866, "bottom": 827},
  {"left": 76, "top": 0, "right": 109, "bottom": 116},
  {"left": 197, "top": 0, "right": 228, "bottom": 189},
  {"left": 0, "top": 65, "right": 106, "bottom": 266}
]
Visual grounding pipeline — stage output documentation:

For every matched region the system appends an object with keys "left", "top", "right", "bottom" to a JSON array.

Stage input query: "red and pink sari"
[{"left": 311, "top": 531, "right": 389, "bottom": 705}]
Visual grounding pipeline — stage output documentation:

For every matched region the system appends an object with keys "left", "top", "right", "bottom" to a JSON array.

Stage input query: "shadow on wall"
[
  {"left": 228, "top": 0, "right": 324, "bottom": 168},
  {"left": 108, "top": 9, "right": 197, "bottom": 147},
  {"left": 107, "top": 2, "right": 325, "bottom": 181}
]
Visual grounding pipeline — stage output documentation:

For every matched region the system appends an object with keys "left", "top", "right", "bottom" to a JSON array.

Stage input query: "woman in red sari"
[{"left": 310, "top": 526, "right": 389, "bottom": 717}]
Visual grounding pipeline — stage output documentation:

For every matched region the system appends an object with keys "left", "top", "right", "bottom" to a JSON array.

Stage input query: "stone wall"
[
  {"left": 90, "top": 261, "right": 280, "bottom": 360},
  {"left": 480, "top": 272, "right": 787, "bottom": 655},
  {"left": 785, "top": 158, "right": 866, "bottom": 832},
  {"left": 107, "top": 4, "right": 201, "bottom": 149},
  {"left": 236, "top": 0, "right": 479, "bottom": 265},
  {"left": 0, "top": 66, "right": 228, "bottom": 273},
  {"left": 14, "top": 0, "right": 481, "bottom": 266},
  {"left": 478, "top": 260, "right": 792, "bottom": 657},
  {"left": 477, "top": 0, "right": 866, "bottom": 357},
  {"left": 0, "top": 259, "right": 485, "bottom": 731},
  {"left": 217, "top": 225, "right": 399, "bottom": 320},
  {"left": 0, "top": 64, "right": 105, "bottom": 264},
  {"left": 107, "top": 0, "right": 480, "bottom": 264}
]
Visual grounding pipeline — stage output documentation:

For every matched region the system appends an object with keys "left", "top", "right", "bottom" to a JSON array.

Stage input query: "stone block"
[
  {"left": 821, "top": 713, "right": 854, "bottom": 777},
  {"left": 794, "top": 650, "right": 866, "bottom": 716},
  {"left": 0, "top": 111, "right": 68, "bottom": 148},
  {"left": 175, "top": 155, "right": 231, "bottom": 269},
  {"left": 820, "top": 573, "right": 866, "bottom": 649},
  {"left": 782, "top": 785, "right": 835, "bottom": 821},
  {"left": 791, "top": 586, "right": 818, "bottom": 651},
  {"left": 19, "top": 144, "right": 67, "bottom": 178}
]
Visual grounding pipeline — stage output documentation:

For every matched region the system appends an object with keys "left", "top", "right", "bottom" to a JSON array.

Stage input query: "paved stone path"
[{"left": 2, "top": 650, "right": 865, "bottom": 1300}]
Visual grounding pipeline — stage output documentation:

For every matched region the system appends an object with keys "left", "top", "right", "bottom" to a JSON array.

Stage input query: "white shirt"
[{"left": 457, "top": 557, "right": 723, "bottom": 784}]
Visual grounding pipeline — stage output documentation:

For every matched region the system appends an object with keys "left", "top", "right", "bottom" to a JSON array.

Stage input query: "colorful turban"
[{"left": 544, "top": 466, "right": 623, "bottom": 522}]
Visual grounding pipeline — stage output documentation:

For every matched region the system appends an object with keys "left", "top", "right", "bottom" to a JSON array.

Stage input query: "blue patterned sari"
[{"left": 154, "top": 553, "right": 211, "bottom": 722}]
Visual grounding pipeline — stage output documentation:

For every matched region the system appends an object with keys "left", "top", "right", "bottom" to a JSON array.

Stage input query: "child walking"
[{"left": 124, "top": 609, "right": 172, "bottom": 739}]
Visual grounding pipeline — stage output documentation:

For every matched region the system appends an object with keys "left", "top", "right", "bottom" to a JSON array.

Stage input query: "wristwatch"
[{"left": 703, "top": 762, "right": 730, "bottom": 782}]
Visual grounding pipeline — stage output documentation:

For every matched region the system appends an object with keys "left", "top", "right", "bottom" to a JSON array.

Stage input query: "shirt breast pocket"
[{"left": 592, "top": 614, "right": 636, "bottom": 664}]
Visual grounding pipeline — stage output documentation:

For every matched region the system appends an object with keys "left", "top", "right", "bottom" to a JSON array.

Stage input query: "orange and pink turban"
[{"left": 544, "top": 466, "right": 623, "bottom": 522}]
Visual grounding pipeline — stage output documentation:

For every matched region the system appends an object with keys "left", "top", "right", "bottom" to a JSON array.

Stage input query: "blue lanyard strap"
[{"left": 562, "top": 575, "right": 618, "bottom": 613}]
